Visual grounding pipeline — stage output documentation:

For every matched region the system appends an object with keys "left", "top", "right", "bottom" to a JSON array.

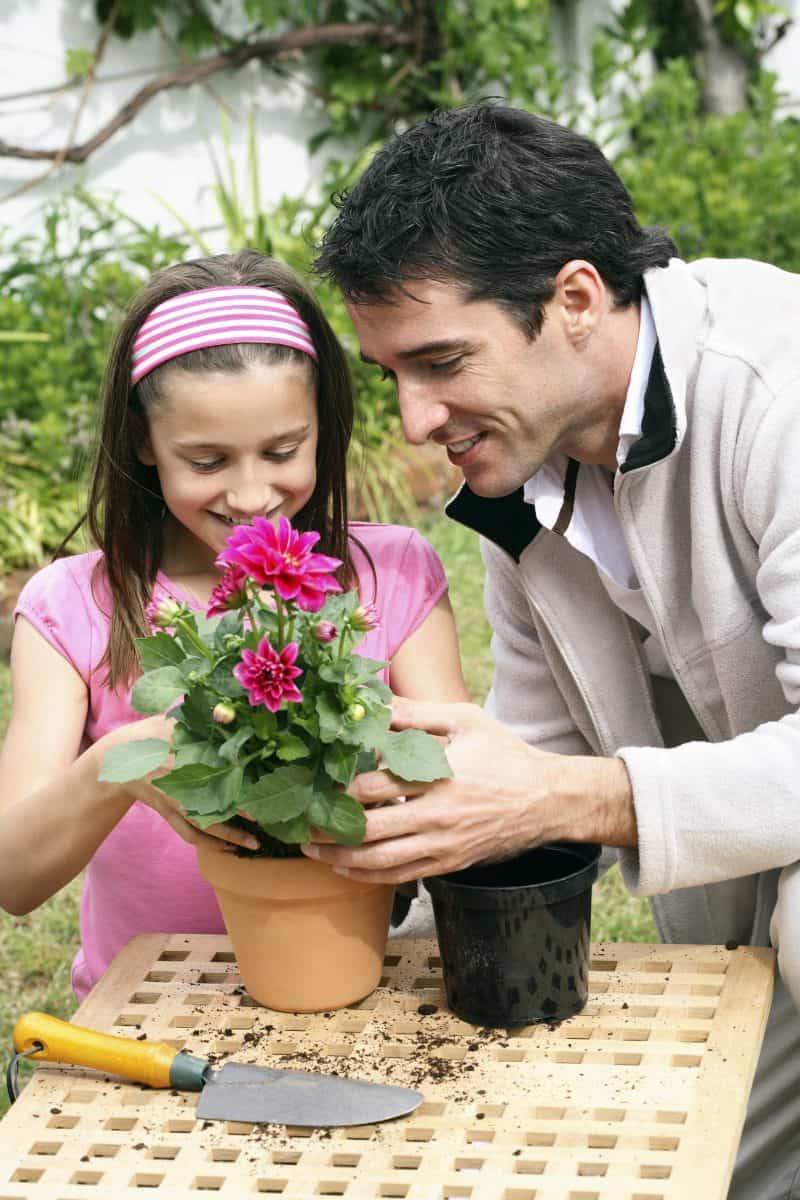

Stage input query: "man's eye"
[{"left": 430, "top": 356, "right": 462, "bottom": 372}]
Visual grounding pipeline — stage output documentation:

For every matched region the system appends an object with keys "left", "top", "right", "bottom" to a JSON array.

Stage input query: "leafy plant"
[
  {"left": 99, "top": 517, "right": 452, "bottom": 848},
  {"left": 0, "top": 192, "right": 190, "bottom": 571},
  {"left": 617, "top": 62, "right": 800, "bottom": 269}
]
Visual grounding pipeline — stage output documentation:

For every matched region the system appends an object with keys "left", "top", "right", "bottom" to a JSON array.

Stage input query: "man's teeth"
[{"left": 449, "top": 435, "right": 481, "bottom": 454}]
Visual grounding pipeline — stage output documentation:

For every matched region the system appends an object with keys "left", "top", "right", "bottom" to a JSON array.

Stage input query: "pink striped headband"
[{"left": 130, "top": 286, "right": 318, "bottom": 385}]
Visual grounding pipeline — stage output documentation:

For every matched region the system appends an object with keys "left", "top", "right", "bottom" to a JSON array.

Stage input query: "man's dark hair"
[{"left": 315, "top": 103, "right": 677, "bottom": 336}]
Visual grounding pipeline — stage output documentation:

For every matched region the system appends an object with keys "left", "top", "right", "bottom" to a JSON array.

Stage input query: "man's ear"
[
  {"left": 552, "top": 259, "right": 606, "bottom": 344},
  {"left": 130, "top": 407, "right": 156, "bottom": 466}
]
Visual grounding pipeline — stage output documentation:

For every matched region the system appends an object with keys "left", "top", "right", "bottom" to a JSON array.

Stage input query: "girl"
[{"left": 0, "top": 251, "right": 468, "bottom": 1000}]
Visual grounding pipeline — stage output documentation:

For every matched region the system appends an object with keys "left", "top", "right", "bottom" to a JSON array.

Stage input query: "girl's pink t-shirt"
[{"left": 14, "top": 523, "right": 447, "bottom": 1000}]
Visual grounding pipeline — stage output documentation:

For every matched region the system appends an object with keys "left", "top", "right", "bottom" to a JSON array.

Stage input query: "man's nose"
[{"left": 396, "top": 382, "right": 449, "bottom": 446}]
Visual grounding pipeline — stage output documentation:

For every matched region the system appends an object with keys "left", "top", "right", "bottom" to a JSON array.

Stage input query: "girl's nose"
[{"left": 226, "top": 473, "right": 277, "bottom": 519}]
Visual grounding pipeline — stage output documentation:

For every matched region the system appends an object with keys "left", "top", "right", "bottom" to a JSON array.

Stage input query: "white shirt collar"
[{"left": 616, "top": 295, "right": 656, "bottom": 467}]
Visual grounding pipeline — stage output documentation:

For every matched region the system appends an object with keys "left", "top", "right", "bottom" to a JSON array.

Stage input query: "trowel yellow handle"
[{"left": 13, "top": 1012, "right": 208, "bottom": 1091}]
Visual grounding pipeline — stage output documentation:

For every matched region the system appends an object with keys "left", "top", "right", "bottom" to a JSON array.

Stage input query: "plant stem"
[
  {"left": 274, "top": 593, "right": 286, "bottom": 645},
  {"left": 175, "top": 617, "right": 215, "bottom": 664}
]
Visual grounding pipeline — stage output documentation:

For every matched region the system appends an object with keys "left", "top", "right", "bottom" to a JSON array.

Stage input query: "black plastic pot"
[{"left": 426, "top": 841, "right": 601, "bottom": 1028}]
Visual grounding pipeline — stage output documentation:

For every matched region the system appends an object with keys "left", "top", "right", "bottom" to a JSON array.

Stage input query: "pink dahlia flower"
[
  {"left": 217, "top": 516, "right": 342, "bottom": 612},
  {"left": 233, "top": 636, "right": 303, "bottom": 712},
  {"left": 207, "top": 565, "right": 249, "bottom": 617}
]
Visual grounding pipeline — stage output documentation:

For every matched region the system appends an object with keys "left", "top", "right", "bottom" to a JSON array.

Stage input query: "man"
[{"left": 310, "top": 103, "right": 800, "bottom": 1198}]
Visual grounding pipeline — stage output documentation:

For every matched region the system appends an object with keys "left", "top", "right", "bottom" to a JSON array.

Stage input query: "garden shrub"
[
  {"left": 617, "top": 63, "right": 800, "bottom": 271},
  {"left": 0, "top": 197, "right": 189, "bottom": 572}
]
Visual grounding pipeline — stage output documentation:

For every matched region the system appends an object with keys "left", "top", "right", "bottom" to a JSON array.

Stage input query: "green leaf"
[
  {"left": 360, "top": 675, "right": 393, "bottom": 704},
  {"left": 217, "top": 725, "right": 255, "bottom": 764},
  {"left": 243, "top": 764, "right": 314, "bottom": 826},
  {"left": 318, "top": 655, "right": 387, "bottom": 685},
  {"left": 173, "top": 687, "right": 216, "bottom": 736},
  {"left": 99, "top": 738, "right": 171, "bottom": 783},
  {"left": 179, "top": 655, "right": 212, "bottom": 683},
  {"left": 379, "top": 730, "right": 453, "bottom": 783},
  {"left": 323, "top": 743, "right": 359, "bottom": 787},
  {"left": 351, "top": 705, "right": 393, "bottom": 751},
  {"left": 131, "top": 666, "right": 186, "bottom": 715},
  {"left": 207, "top": 658, "right": 246, "bottom": 698},
  {"left": 136, "top": 632, "right": 183, "bottom": 671},
  {"left": 250, "top": 706, "right": 277, "bottom": 740},
  {"left": 175, "top": 741, "right": 226, "bottom": 769},
  {"left": 356, "top": 749, "right": 379, "bottom": 775},
  {"left": 308, "top": 789, "right": 366, "bottom": 846},
  {"left": 156, "top": 763, "right": 238, "bottom": 821},
  {"left": 261, "top": 813, "right": 312, "bottom": 844},
  {"left": 276, "top": 733, "right": 310, "bottom": 762},
  {"left": 316, "top": 691, "right": 345, "bottom": 743},
  {"left": 66, "top": 47, "right": 94, "bottom": 78}
]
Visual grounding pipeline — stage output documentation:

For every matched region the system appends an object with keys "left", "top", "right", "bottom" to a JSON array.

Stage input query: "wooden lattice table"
[{"left": 0, "top": 935, "right": 774, "bottom": 1200}]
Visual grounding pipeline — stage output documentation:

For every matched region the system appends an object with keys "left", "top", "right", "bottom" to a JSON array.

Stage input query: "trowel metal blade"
[{"left": 197, "top": 1061, "right": 423, "bottom": 1127}]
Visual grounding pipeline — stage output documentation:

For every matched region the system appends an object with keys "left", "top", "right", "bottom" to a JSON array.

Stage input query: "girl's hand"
[{"left": 92, "top": 716, "right": 260, "bottom": 853}]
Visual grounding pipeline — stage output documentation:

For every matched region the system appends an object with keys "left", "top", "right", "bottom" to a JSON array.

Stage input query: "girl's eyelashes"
[
  {"left": 190, "top": 458, "right": 224, "bottom": 472},
  {"left": 188, "top": 447, "right": 300, "bottom": 471}
]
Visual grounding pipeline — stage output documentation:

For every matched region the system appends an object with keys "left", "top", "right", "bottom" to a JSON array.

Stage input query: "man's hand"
[{"left": 301, "top": 697, "right": 636, "bottom": 884}]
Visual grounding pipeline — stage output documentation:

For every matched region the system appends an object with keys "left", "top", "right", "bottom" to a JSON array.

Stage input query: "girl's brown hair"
[{"left": 60, "top": 251, "right": 356, "bottom": 687}]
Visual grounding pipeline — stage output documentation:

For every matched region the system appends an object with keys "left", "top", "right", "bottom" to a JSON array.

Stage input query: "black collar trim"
[
  {"left": 445, "top": 483, "right": 542, "bottom": 562},
  {"left": 445, "top": 343, "right": 676, "bottom": 554},
  {"left": 619, "top": 342, "right": 676, "bottom": 473}
]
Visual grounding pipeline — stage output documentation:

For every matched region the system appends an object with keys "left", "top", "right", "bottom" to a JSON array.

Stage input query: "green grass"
[{"left": 0, "top": 511, "right": 655, "bottom": 1117}]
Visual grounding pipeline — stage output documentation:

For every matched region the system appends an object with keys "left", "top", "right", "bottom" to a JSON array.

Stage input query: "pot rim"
[{"left": 426, "top": 841, "right": 601, "bottom": 900}]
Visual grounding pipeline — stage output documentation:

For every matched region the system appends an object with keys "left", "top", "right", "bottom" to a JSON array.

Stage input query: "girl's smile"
[{"left": 136, "top": 359, "right": 319, "bottom": 576}]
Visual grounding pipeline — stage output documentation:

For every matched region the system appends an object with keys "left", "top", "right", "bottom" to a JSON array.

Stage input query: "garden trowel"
[{"left": 12, "top": 1012, "right": 423, "bottom": 1127}]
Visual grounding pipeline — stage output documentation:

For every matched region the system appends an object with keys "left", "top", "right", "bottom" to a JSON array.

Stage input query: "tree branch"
[
  {"left": 2, "top": 0, "right": 119, "bottom": 201},
  {"left": 0, "top": 22, "right": 414, "bottom": 165}
]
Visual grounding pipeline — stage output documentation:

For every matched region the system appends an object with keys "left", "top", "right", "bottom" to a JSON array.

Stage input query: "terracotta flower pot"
[{"left": 196, "top": 838, "right": 395, "bottom": 1012}]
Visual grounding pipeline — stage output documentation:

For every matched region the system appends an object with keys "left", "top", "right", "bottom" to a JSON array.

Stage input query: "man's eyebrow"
[{"left": 360, "top": 339, "right": 471, "bottom": 364}]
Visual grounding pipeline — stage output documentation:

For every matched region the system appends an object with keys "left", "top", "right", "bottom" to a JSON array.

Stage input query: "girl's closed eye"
[{"left": 190, "top": 457, "right": 225, "bottom": 472}]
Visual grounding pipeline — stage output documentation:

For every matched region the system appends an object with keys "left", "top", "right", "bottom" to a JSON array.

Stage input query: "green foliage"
[
  {"left": 2, "top": 0, "right": 798, "bottom": 579},
  {"left": 103, "top": 543, "right": 452, "bottom": 847},
  {"left": 93, "top": 1, "right": 562, "bottom": 148},
  {"left": 617, "top": 63, "right": 800, "bottom": 269},
  {"left": 0, "top": 193, "right": 189, "bottom": 572}
]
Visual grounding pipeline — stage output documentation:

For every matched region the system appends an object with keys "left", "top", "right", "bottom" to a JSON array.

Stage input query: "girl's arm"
[
  {"left": 0, "top": 619, "right": 256, "bottom": 916},
  {"left": 388, "top": 592, "right": 470, "bottom": 702}
]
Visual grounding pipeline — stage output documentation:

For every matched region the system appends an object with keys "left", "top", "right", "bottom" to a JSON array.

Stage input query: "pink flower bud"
[
  {"left": 212, "top": 701, "right": 237, "bottom": 725},
  {"left": 350, "top": 603, "right": 379, "bottom": 633},
  {"left": 146, "top": 596, "right": 184, "bottom": 628},
  {"left": 312, "top": 620, "right": 337, "bottom": 643}
]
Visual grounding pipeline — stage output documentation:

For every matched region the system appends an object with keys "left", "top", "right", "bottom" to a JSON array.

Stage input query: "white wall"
[
  {"left": 1, "top": 0, "right": 799, "bottom": 240},
  {"left": 0, "top": 0, "right": 326, "bottom": 240}
]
